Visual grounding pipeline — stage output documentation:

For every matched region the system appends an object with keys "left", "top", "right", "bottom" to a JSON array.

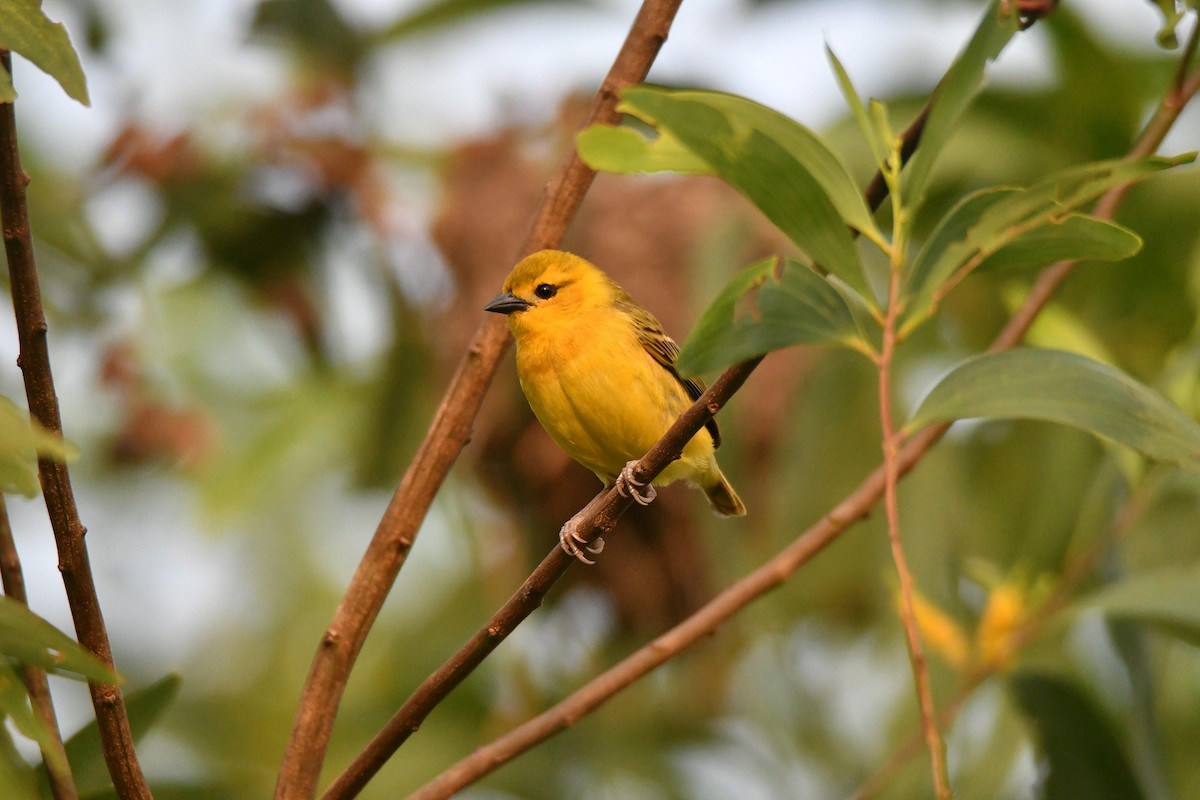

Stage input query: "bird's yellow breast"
[{"left": 511, "top": 307, "right": 714, "bottom": 486}]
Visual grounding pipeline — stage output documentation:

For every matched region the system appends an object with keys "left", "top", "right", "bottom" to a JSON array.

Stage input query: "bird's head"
[{"left": 484, "top": 250, "right": 616, "bottom": 332}]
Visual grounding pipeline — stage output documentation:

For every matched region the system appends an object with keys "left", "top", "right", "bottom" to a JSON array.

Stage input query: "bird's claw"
[
  {"left": 615, "top": 460, "right": 657, "bottom": 506},
  {"left": 559, "top": 512, "right": 605, "bottom": 565}
]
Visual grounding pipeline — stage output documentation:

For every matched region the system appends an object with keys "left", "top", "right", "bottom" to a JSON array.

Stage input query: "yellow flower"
[
  {"left": 905, "top": 590, "right": 969, "bottom": 670},
  {"left": 975, "top": 583, "right": 1028, "bottom": 671}
]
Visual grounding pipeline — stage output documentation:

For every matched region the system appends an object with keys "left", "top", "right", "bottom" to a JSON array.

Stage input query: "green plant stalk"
[{"left": 876, "top": 130, "right": 952, "bottom": 798}]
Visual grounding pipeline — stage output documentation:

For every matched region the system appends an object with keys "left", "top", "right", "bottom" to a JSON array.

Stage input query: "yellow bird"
[{"left": 484, "top": 249, "right": 745, "bottom": 563}]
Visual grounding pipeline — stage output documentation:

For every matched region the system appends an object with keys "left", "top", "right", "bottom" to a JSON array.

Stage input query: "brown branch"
[
  {"left": 0, "top": 53, "right": 151, "bottom": 799},
  {"left": 0, "top": 495, "right": 77, "bottom": 800},
  {"left": 274, "top": 2, "right": 686, "bottom": 797},
  {"left": 406, "top": 13, "right": 1200, "bottom": 798},
  {"left": 320, "top": 359, "right": 761, "bottom": 799}
]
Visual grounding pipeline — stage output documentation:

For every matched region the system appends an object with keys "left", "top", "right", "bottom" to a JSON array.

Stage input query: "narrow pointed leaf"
[
  {"left": 0, "top": 397, "right": 76, "bottom": 497},
  {"left": 0, "top": 0, "right": 89, "bottom": 105},
  {"left": 977, "top": 215, "right": 1142, "bottom": 272},
  {"left": 1081, "top": 563, "right": 1200, "bottom": 646},
  {"left": 619, "top": 87, "right": 880, "bottom": 239},
  {"left": 616, "top": 86, "right": 883, "bottom": 293},
  {"left": 905, "top": 186, "right": 1018, "bottom": 296},
  {"left": 576, "top": 124, "right": 712, "bottom": 175},
  {"left": 903, "top": 155, "right": 1192, "bottom": 331},
  {"left": 0, "top": 598, "right": 118, "bottom": 683},
  {"left": 903, "top": 0, "right": 1019, "bottom": 210},
  {"left": 0, "top": 661, "right": 67, "bottom": 778},
  {"left": 0, "top": 725, "right": 36, "bottom": 800},
  {"left": 676, "top": 256, "right": 864, "bottom": 376},
  {"left": 906, "top": 349, "right": 1200, "bottom": 474},
  {"left": 825, "top": 45, "right": 889, "bottom": 169},
  {"left": 1011, "top": 673, "right": 1146, "bottom": 800}
]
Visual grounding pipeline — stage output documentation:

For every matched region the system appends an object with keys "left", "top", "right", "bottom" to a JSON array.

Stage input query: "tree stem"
[{"left": 0, "top": 52, "right": 150, "bottom": 800}]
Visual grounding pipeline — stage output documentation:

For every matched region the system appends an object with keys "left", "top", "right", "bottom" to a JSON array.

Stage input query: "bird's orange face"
[{"left": 483, "top": 250, "right": 611, "bottom": 333}]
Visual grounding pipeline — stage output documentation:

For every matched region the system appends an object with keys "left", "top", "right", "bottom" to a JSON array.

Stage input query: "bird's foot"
[
  {"left": 615, "top": 460, "right": 657, "bottom": 506},
  {"left": 559, "top": 511, "right": 605, "bottom": 565}
]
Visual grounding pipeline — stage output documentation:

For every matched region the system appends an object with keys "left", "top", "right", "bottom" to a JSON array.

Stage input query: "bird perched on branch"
[{"left": 484, "top": 249, "right": 745, "bottom": 563}]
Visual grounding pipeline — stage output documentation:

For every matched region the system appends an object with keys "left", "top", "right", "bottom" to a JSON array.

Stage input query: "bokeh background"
[{"left": 4, "top": 0, "right": 1200, "bottom": 797}]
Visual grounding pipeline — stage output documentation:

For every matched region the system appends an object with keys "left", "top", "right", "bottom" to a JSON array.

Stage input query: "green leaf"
[
  {"left": 902, "top": 0, "right": 1019, "bottom": 211},
  {"left": 906, "top": 349, "right": 1200, "bottom": 474},
  {"left": 44, "top": 673, "right": 181, "bottom": 797},
  {"left": 576, "top": 124, "right": 712, "bottom": 175},
  {"left": 616, "top": 86, "right": 884, "bottom": 294},
  {"left": 0, "top": 598, "right": 118, "bottom": 683},
  {"left": 1011, "top": 672, "right": 1146, "bottom": 800},
  {"left": 902, "top": 155, "right": 1192, "bottom": 332},
  {"left": 1081, "top": 563, "right": 1200, "bottom": 646},
  {"left": 905, "top": 186, "right": 1015, "bottom": 298},
  {"left": 676, "top": 256, "right": 865, "bottom": 376},
  {"left": 0, "top": 396, "right": 76, "bottom": 497},
  {"left": 825, "top": 45, "right": 889, "bottom": 170},
  {"left": 0, "top": 724, "right": 36, "bottom": 800},
  {"left": 977, "top": 214, "right": 1142, "bottom": 272},
  {"left": 0, "top": 661, "right": 67, "bottom": 779},
  {"left": 1107, "top": 621, "right": 1174, "bottom": 800},
  {"left": 0, "top": 0, "right": 89, "bottom": 105}
]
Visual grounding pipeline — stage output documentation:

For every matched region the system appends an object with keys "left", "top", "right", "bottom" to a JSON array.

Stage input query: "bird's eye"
[{"left": 534, "top": 283, "right": 557, "bottom": 300}]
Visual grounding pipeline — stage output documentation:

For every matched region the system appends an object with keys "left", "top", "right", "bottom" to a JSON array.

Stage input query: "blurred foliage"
[{"left": 0, "top": 1, "right": 1197, "bottom": 799}]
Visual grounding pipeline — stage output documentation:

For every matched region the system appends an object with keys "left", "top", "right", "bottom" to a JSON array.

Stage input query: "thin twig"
[
  {"left": 850, "top": 36, "right": 1200, "bottom": 798},
  {"left": 877, "top": 148, "right": 950, "bottom": 795},
  {"left": 274, "top": 2, "right": 686, "bottom": 797},
  {"left": 320, "top": 359, "right": 761, "bottom": 799},
  {"left": 408, "top": 13, "right": 1200, "bottom": 798},
  {"left": 0, "top": 495, "right": 77, "bottom": 800},
  {"left": 851, "top": 472, "right": 1161, "bottom": 800},
  {"left": 849, "top": 676, "right": 982, "bottom": 800},
  {"left": 0, "top": 52, "right": 151, "bottom": 799}
]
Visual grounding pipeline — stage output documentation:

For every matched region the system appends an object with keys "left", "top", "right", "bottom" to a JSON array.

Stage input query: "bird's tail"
[{"left": 704, "top": 469, "right": 746, "bottom": 517}]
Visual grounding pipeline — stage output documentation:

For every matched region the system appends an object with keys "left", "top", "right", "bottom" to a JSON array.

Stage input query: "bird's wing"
[{"left": 622, "top": 299, "right": 722, "bottom": 449}]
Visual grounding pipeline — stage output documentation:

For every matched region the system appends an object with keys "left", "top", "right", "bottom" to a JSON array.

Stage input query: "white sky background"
[
  {"left": 2, "top": 0, "right": 1194, "bottom": 764},
  {"left": 20, "top": 0, "right": 1179, "bottom": 168}
]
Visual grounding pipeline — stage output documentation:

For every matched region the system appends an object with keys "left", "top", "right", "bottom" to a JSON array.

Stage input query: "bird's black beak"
[{"left": 484, "top": 291, "right": 532, "bottom": 315}]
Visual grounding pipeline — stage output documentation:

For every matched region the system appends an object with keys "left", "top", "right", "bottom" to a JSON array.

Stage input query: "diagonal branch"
[
  {"left": 274, "top": 2, "right": 686, "bottom": 797},
  {"left": 406, "top": 29, "right": 1200, "bottom": 800},
  {"left": 0, "top": 52, "right": 151, "bottom": 799},
  {"left": 320, "top": 359, "right": 761, "bottom": 799}
]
